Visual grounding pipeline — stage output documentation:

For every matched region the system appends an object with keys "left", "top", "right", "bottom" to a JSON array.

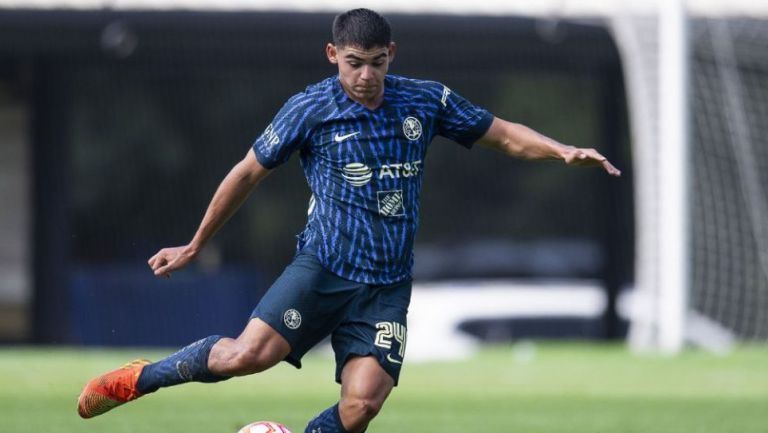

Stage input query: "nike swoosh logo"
[
  {"left": 386, "top": 354, "right": 403, "bottom": 365},
  {"left": 334, "top": 131, "right": 361, "bottom": 142}
]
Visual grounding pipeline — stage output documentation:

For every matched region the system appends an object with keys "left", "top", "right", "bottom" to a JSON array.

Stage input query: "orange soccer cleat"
[{"left": 77, "top": 358, "right": 151, "bottom": 419}]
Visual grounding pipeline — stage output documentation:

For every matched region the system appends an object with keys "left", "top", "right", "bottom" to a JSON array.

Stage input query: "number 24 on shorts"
[{"left": 374, "top": 321, "right": 406, "bottom": 363}]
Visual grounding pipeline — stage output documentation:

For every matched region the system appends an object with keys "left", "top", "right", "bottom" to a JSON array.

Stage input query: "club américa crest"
[
  {"left": 283, "top": 309, "right": 302, "bottom": 330},
  {"left": 402, "top": 116, "right": 422, "bottom": 141}
]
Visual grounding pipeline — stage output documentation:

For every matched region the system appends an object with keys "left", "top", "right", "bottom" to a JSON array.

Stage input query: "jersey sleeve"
[
  {"left": 251, "top": 93, "right": 315, "bottom": 169},
  {"left": 435, "top": 84, "right": 494, "bottom": 148}
]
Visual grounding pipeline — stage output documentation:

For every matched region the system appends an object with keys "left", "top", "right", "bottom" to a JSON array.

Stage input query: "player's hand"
[
  {"left": 148, "top": 245, "right": 198, "bottom": 278},
  {"left": 563, "top": 147, "right": 621, "bottom": 177}
]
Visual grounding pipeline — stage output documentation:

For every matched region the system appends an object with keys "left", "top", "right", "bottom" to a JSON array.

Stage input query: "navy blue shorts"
[{"left": 251, "top": 252, "right": 411, "bottom": 385}]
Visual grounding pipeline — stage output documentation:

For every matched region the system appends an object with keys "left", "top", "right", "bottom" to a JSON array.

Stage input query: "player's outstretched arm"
[
  {"left": 477, "top": 117, "right": 621, "bottom": 177},
  {"left": 148, "top": 149, "right": 271, "bottom": 278}
]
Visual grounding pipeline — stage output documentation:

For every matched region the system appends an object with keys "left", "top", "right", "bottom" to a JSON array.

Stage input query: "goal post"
[
  {"left": 610, "top": 4, "right": 691, "bottom": 354},
  {"left": 656, "top": 0, "right": 689, "bottom": 354}
]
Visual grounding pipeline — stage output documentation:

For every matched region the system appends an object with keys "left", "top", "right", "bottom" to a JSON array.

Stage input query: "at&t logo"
[{"left": 342, "top": 163, "right": 373, "bottom": 186}]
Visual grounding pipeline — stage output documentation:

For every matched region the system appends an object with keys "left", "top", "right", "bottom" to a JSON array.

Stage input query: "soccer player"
[{"left": 77, "top": 8, "right": 620, "bottom": 433}]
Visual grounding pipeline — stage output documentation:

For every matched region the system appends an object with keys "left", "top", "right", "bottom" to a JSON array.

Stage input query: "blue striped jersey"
[{"left": 252, "top": 75, "right": 493, "bottom": 284}]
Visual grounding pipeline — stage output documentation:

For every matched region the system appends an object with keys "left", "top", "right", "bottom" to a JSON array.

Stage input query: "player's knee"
[
  {"left": 340, "top": 396, "right": 383, "bottom": 423},
  {"left": 224, "top": 343, "right": 280, "bottom": 375}
]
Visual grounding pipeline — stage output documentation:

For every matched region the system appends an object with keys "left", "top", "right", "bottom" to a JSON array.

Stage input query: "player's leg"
[
  {"left": 339, "top": 356, "right": 394, "bottom": 432},
  {"left": 138, "top": 317, "right": 290, "bottom": 392},
  {"left": 77, "top": 318, "right": 289, "bottom": 419},
  {"left": 207, "top": 318, "right": 290, "bottom": 375},
  {"left": 78, "top": 251, "right": 363, "bottom": 420},
  {"left": 305, "top": 279, "right": 410, "bottom": 433},
  {"left": 304, "top": 356, "right": 393, "bottom": 433}
]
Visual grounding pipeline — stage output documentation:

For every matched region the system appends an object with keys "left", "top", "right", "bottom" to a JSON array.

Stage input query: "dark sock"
[
  {"left": 304, "top": 403, "right": 350, "bottom": 433},
  {"left": 136, "top": 335, "right": 230, "bottom": 394}
]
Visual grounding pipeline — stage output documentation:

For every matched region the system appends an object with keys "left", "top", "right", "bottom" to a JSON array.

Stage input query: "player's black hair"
[{"left": 332, "top": 8, "right": 392, "bottom": 49}]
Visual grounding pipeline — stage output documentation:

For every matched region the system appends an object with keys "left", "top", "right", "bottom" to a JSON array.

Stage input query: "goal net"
[{"left": 612, "top": 12, "right": 768, "bottom": 351}]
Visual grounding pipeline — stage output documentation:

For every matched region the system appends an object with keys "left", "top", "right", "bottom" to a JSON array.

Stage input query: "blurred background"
[{"left": 0, "top": 0, "right": 765, "bottom": 359}]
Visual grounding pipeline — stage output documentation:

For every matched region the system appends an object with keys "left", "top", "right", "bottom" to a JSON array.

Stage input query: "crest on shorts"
[
  {"left": 283, "top": 309, "right": 302, "bottom": 330},
  {"left": 402, "top": 116, "right": 422, "bottom": 141}
]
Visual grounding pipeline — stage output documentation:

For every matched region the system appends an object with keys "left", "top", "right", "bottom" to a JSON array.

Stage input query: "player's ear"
[
  {"left": 387, "top": 42, "right": 397, "bottom": 64},
  {"left": 326, "top": 43, "right": 339, "bottom": 64}
]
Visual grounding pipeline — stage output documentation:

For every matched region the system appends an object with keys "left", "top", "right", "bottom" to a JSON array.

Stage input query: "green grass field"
[{"left": 1, "top": 343, "right": 767, "bottom": 433}]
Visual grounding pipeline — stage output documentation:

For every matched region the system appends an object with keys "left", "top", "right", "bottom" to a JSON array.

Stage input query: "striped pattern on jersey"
[{"left": 252, "top": 75, "right": 493, "bottom": 284}]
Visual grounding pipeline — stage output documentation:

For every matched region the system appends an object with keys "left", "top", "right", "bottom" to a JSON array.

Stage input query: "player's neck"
[
  {"left": 340, "top": 82, "right": 385, "bottom": 111},
  {"left": 355, "top": 94, "right": 384, "bottom": 111}
]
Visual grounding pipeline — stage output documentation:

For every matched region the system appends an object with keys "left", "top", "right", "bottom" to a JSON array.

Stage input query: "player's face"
[{"left": 327, "top": 42, "right": 396, "bottom": 108}]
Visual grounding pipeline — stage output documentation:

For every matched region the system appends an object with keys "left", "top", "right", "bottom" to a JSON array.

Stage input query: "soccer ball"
[{"left": 237, "top": 421, "right": 293, "bottom": 433}]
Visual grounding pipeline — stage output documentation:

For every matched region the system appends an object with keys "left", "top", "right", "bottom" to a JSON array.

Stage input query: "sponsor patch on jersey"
[
  {"left": 342, "top": 162, "right": 373, "bottom": 186},
  {"left": 283, "top": 309, "right": 302, "bottom": 330},
  {"left": 379, "top": 160, "right": 422, "bottom": 179},
  {"left": 261, "top": 123, "right": 281, "bottom": 150},
  {"left": 377, "top": 190, "right": 405, "bottom": 217},
  {"left": 402, "top": 116, "right": 422, "bottom": 141}
]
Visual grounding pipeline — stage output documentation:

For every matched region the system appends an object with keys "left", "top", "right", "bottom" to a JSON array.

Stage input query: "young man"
[{"left": 77, "top": 8, "right": 620, "bottom": 433}]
